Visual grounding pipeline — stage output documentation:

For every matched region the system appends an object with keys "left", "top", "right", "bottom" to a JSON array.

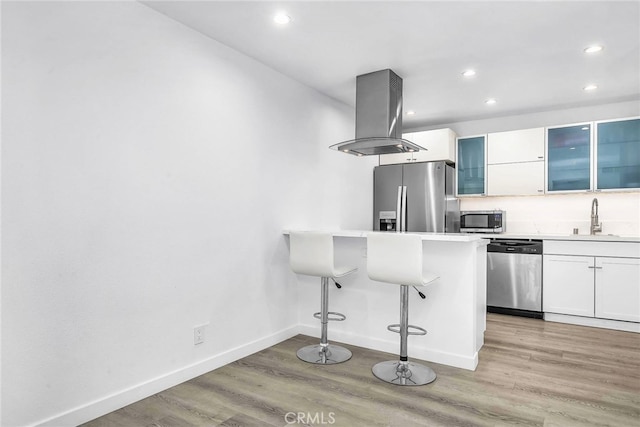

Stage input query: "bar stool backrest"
[
  {"left": 290, "top": 232, "right": 335, "bottom": 278},
  {"left": 367, "top": 233, "right": 425, "bottom": 286}
]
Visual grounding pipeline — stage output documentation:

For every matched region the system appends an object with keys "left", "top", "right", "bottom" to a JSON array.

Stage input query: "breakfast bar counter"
[{"left": 284, "top": 230, "right": 489, "bottom": 371}]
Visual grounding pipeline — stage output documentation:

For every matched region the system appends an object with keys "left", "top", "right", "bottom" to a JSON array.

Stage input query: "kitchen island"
[{"left": 284, "top": 230, "right": 489, "bottom": 371}]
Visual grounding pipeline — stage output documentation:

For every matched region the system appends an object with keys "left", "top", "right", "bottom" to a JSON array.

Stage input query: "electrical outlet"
[{"left": 193, "top": 324, "right": 207, "bottom": 345}]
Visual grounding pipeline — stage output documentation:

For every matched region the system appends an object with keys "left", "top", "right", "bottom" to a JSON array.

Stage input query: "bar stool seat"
[
  {"left": 290, "top": 231, "right": 357, "bottom": 364},
  {"left": 367, "top": 232, "right": 439, "bottom": 385}
]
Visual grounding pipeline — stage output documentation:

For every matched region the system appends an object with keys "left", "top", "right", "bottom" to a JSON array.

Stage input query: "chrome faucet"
[{"left": 590, "top": 197, "right": 602, "bottom": 235}]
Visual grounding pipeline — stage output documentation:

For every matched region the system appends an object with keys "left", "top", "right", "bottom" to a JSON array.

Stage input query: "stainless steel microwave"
[{"left": 460, "top": 210, "right": 506, "bottom": 233}]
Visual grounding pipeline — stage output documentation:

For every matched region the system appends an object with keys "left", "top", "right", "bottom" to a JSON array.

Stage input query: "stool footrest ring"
[
  {"left": 386, "top": 324, "right": 427, "bottom": 336},
  {"left": 313, "top": 311, "right": 346, "bottom": 322}
]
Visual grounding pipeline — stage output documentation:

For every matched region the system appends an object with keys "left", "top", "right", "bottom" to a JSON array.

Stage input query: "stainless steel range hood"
[{"left": 329, "top": 69, "right": 425, "bottom": 156}]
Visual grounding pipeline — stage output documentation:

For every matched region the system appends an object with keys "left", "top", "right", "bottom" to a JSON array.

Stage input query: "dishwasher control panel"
[{"left": 487, "top": 239, "right": 542, "bottom": 254}]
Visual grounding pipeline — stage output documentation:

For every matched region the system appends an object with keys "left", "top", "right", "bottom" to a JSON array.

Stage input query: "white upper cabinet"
[
  {"left": 546, "top": 123, "right": 592, "bottom": 193},
  {"left": 485, "top": 127, "right": 545, "bottom": 195},
  {"left": 545, "top": 118, "right": 639, "bottom": 193},
  {"left": 456, "top": 135, "right": 486, "bottom": 196},
  {"left": 487, "top": 162, "right": 545, "bottom": 196},
  {"left": 543, "top": 254, "right": 595, "bottom": 317},
  {"left": 595, "top": 117, "right": 640, "bottom": 191},
  {"left": 380, "top": 128, "right": 457, "bottom": 165},
  {"left": 487, "top": 127, "right": 545, "bottom": 164}
]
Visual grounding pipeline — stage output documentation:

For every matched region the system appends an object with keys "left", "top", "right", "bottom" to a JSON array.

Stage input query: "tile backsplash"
[{"left": 460, "top": 191, "right": 640, "bottom": 237}]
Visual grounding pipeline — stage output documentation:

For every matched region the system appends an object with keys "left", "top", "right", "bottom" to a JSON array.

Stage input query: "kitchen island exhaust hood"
[{"left": 329, "top": 69, "right": 425, "bottom": 156}]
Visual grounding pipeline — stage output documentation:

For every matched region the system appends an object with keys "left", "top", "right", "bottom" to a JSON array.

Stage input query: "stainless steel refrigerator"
[{"left": 374, "top": 161, "right": 460, "bottom": 232}]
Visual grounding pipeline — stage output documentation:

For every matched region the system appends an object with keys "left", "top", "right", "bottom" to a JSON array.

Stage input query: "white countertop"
[
  {"left": 283, "top": 229, "right": 490, "bottom": 243},
  {"left": 283, "top": 229, "right": 639, "bottom": 243},
  {"left": 469, "top": 232, "right": 640, "bottom": 243}
]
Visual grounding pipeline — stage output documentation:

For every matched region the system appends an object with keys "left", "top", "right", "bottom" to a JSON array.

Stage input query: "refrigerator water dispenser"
[{"left": 379, "top": 211, "right": 397, "bottom": 231}]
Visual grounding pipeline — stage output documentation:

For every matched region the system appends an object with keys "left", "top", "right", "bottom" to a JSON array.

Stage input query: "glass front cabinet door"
[
  {"left": 546, "top": 124, "right": 592, "bottom": 192},
  {"left": 596, "top": 118, "right": 640, "bottom": 190},
  {"left": 456, "top": 135, "right": 486, "bottom": 196}
]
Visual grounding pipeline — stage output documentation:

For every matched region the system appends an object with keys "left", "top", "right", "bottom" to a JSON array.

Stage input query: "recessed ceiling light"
[
  {"left": 462, "top": 69, "right": 476, "bottom": 77},
  {"left": 273, "top": 12, "right": 291, "bottom": 25},
  {"left": 406, "top": 110, "right": 416, "bottom": 116},
  {"left": 583, "top": 84, "right": 598, "bottom": 91},
  {"left": 485, "top": 98, "right": 497, "bottom": 105},
  {"left": 584, "top": 45, "right": 603, "bottom": 54}
]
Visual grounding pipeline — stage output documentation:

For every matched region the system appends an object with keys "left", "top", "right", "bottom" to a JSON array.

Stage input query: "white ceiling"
[{"left": 141, "top": 1, "right": 640, "bottom": 130}]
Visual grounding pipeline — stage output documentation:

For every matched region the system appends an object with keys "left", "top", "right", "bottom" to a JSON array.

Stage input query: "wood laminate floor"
[{"left": 83, "top": 314, "right": 640, "bottom": 427}]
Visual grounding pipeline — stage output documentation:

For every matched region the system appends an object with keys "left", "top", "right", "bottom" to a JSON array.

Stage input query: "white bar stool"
[
  {"left": 366, "top": 232, "right": 439, "bottom": 385},
  {"left": 289, "top": 232, "right": 357, "bottom": 364}
]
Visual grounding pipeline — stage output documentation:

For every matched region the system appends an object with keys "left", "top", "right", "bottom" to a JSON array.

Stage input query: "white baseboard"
[
  {"left": 544, "top": 313, "right": 640, "bottom": 333},
  {"left": 35, "top": 325, "right": 300, "bottom": 427},
  {"left": 297, "top": 324, "right": 479, "bottom": 371},
  {"left": 36, "top": 319, "right": 484, "bottom": 426}
]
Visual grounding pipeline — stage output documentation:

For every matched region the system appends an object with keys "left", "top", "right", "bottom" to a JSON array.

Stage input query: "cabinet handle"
[
  {"left": 588, "top": 266, "right": 603, "bottom": 269},
  {"left": 537, "top": 190, "right": 543, "bottom": 193},
  {"left": 538, "top": 156, "right": 544, "bottom": 159}
]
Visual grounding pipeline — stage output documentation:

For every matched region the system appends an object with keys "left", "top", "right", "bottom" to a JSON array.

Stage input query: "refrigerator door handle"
[
  {"left": 401, "top": 185, "right": 407, "bottom": 232},
  {"left": 396, "top": 186, "right": 403, "bottom": 232}
]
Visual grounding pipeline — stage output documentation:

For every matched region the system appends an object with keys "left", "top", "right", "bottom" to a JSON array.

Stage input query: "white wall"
[
  {"left": 460, "top": 192, "right": 640, "bottom": 237},
  {"left": 0, "top": 2, "right": 375, "bottom": 426}
]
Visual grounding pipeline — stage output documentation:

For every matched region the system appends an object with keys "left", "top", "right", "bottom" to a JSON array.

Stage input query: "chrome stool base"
[
  {"left": 297, "top": 276, "right": 351, "bottom": 365},
  {"left": 297, "top": 344, "right": 352, "bottom": 365},
  {"left": 372, "top": 360, "right": 436, "bottom": 386}
]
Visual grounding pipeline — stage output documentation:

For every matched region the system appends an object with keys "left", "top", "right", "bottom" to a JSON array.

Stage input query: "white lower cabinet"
[
  {"left": 595, "top": 257, "right": 640, "bottom": 322},
  {"left": 543, "top": 240, "right": 640, "bottom": 324},
  {"left": 543, "top": 255, "right": 594, "bottom": 317}
]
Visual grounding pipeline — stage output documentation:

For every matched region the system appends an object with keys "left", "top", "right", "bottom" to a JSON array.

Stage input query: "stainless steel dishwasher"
[{"left": 487, "top": 239, "right": 543, "bottom": 319}]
